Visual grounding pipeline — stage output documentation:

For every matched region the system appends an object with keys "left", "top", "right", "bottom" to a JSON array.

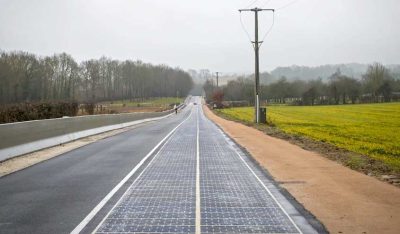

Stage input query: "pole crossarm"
[{"left": 239, "top": 8, "right": 274, "bottom": 12}]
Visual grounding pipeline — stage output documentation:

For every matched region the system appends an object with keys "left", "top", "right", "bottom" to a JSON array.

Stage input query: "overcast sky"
[{"left": 1, "top": 0, "right": 399, "bottom": 73}]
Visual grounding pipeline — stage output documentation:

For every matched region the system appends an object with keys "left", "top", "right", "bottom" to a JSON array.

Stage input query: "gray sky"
[{"left": 1, "top": 0, "right": 399, "bottom": 73}]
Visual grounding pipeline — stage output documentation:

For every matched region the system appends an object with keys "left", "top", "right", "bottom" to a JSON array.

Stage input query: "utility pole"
[
  {"left": 238, "top": 7, "right": 274, "bottom": 123},
  {"left": 215, "top": 72, "right": 220, "bottom": 88}
]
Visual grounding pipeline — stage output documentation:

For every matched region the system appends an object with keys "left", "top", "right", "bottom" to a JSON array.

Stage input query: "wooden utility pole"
[
  {"left": 238, "top": 7, "right": 274, "bottom": 123},
  {"left": 215, "top": 72, "right": 220, "bottom": 88}
]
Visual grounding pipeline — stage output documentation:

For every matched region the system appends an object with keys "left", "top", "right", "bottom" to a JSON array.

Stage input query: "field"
[
  {"left": 97, "top": 97, "right": 183, "bottom": 114},
  {"left": 216, "top": 103, "right": 400, "bottom": 172},
  {"left": 107, "top": 97, "right": 183, "bottom": 107}
]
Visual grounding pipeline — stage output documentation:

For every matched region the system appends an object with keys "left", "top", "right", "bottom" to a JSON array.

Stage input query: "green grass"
[
  {"left": 104, "top": 97, "right": 183, "bottom": 107},
  {"left": 216, "top": 103, "right": 400, "bottom": 171}
]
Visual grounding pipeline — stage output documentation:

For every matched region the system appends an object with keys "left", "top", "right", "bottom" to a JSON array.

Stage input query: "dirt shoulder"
[{"left": 204, "top": 105, "right": 400, "bottom": 234}]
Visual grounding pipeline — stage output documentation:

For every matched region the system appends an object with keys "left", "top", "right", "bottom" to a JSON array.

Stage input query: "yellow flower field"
[{"left": 216, "top": 103, "right": 400, "bottom": 171}]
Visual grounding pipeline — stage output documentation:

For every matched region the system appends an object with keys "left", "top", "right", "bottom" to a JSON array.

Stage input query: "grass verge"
[{"left": 214, "top": 103, "right": 400, "bottom": 186}]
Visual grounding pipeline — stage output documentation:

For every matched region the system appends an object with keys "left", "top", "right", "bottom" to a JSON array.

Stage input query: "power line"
[
  {"left": 261, "top": 0, "right": 272, "bottom": 8},
  {"left": 239, "top": 12, "right": 253, "bottom": 45},
  {"left": 240, "top": 0, "right": 276, "bottom": 48},
  {"left": 276, "top": 0, "right": 299, "bottom": 11},
  {"left": 259, "top": 10, "right": 275, "bottom": 48},
  {"left": 240, "top": 0, "right": 275, "bottom": 43},
  {"left": 244, "top": 0, "right": 259, "bottom": 8}
]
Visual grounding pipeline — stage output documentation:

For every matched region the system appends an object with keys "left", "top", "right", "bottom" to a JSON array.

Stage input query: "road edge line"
[
  {"left": 230, "top": 145, "right": 303, "bottom": 233},
  {"left": 91, "top": 116, "right": 182, "bottom": 234},
  {"left": 200, "top": 104, "right": 303, "bottom": 234},
  {"left": 220, "top": 131, "right": 304, "bottom": 233}
]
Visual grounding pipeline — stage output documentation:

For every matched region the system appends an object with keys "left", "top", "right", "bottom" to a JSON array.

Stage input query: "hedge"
[{"left": 0, "top": 102, "right": 79, "bottom": 124}]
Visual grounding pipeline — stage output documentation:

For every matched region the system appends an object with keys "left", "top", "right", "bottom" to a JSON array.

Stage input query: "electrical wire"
[
  {"left": 244, "top": 0, "right": 258, "bottom": 8},
  {"left": 239, "top": 11, "right": 255, "bottom": 48},
  {"left": 275, "top": 0, "right": 299, "bottom": 11},
  {"left": 239, "top": 0, "right": 277, "bottom": 48},
  {"left": 239, "top": 0, "right": 298, "bottom": 51},
  {"left": 259, "top": 10, "right": 275, "bottom": 48},
  {"left": 260, "top": 0, "right": 272, "bottom": 8}
]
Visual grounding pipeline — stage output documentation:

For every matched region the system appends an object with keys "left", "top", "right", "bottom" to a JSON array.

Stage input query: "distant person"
[{"left": 174, "top": 104, "right": 178, "bottom": 114}]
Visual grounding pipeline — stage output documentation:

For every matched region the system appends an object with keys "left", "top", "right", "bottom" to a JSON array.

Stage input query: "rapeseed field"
[{"left": 216, "top": 103, "right": 400, "bottom": 171}]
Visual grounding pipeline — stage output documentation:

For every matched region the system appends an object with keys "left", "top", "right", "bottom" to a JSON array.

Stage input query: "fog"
[{"left": 1, "top": 0, "right": 399, "bottom": 73}]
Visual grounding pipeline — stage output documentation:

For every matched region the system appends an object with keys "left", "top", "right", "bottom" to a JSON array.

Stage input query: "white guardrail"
[{"left": 0, "top": 110, "right": 175, "bottom": 162}]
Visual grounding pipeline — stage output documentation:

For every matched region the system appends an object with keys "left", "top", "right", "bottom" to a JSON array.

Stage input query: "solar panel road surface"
[{"left": 91, "top": 97, "right": 318, "bottom": 234}]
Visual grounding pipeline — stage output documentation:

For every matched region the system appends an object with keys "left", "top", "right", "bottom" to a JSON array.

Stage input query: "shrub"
[
  {"left": 0, "top": 101, "right": 79, "bottom": 124},
  {"left": 83, "top": 103, "right": 95, "bottom": 115}
]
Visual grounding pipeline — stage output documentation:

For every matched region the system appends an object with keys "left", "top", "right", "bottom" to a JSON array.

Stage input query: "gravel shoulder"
[{"left": 204, "top": 105, "right": 400, "bottom": 234}]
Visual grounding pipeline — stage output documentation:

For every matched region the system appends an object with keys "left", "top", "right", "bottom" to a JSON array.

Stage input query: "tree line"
[
  {"left": 0, "top": 51, "right": 193, "bottom": 104},
  {"left": 204, "top": 63, "right": 400, "bottom": 105}
]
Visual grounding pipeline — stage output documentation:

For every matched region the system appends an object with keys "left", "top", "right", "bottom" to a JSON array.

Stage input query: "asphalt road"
[
  {"left": 0, "top": 96, "right": 321, "bottom": 234},
  {"left": 0, "top": 103, "right": 190, "bottom": 234}
]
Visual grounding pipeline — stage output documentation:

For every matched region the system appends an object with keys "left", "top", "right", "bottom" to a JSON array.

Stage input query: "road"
[{"left": 0, "top": 96, "right": 319, "bottom": 234}]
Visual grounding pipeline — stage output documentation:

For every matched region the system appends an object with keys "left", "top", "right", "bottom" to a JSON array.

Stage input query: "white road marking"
[
  {"left": 217, "top": 129, "right": 304, "bottom": 234},
  {"left": 195, "top": 105, "right": 201, "bottom": 234},
  {"left": 91, "top": 119, "right": 180, "bottom": 234},
  {"left": 199, "top": 102, "right": 303, "bottom": 233},
  {"left": 70, "top": 108, "right": 193, "bottom": 234}
]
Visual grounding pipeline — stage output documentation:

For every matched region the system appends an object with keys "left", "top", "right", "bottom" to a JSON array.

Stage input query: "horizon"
[
  {"left": 1, "top": 0, "right": 399, "bottom": 73},
  {"left": 1, "top": 48, "right": 399, "bottom": 75}
]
